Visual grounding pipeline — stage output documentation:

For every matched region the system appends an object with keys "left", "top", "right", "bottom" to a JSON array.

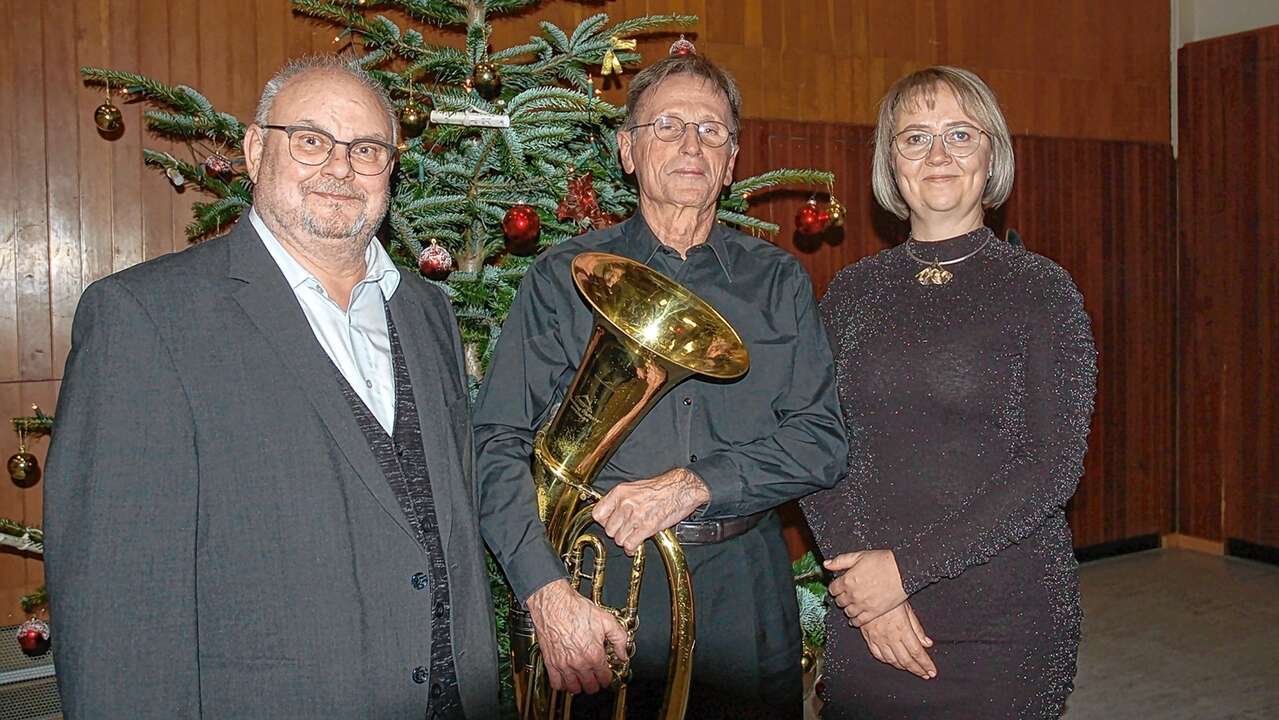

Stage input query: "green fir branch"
[
  {"left": 392, "top": 0, "right": 470, "bottom": 27},
  {"left": 606, "top": 14, "right": 698, "bottom": 39},
  {"left": 716, "top": 209, "right": 780, "bottom": 235},
  {"left": 12, "top": 407, "right": 53, "bottom": 435},
  {"left": 21, "top": 586, "right": 48, "bottom": 615},
  {"left": 189, "top": 196, "right": 252, "bottom": 241},
  {"left": 729, "top": 168, "right": 835, "bottom": 198},
  {"left": 0, "top": 518, "right": 43, "bottom": 556}
]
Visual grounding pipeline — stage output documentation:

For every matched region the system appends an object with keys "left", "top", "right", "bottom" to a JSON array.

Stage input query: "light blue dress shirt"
[{"left": 250, "top": 208, "right": 401, "bottom": 433}]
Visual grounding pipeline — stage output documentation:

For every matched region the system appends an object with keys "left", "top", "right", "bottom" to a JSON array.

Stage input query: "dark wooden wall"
[
  {"left": 0, "top": 0, "right": 1175, "bottom": 617},
  {"left": 1177, "top": 26, "right": 1279, "bottom": 547}
]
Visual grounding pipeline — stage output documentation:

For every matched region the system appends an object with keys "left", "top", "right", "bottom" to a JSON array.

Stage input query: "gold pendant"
[{"left": 915, "top": 263, "right": 953, "bottom": 286}]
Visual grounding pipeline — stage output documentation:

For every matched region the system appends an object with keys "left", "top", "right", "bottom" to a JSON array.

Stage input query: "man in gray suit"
[{"left": 42, "top": 56, "right": 498, "bottom": 719}]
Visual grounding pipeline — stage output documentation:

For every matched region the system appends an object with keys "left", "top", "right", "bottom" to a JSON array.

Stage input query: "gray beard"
[{"left": 300, "top": 204, "right": 370, "bottom": 240}]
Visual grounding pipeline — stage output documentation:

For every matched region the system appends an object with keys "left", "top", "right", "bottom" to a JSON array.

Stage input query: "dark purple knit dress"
[{"left": 801, "top": 228, "right": 1097, "bottom": 719}]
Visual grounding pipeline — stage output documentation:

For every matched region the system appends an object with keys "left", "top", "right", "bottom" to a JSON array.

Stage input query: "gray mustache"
[{"left": 304, "top": 180, "right": 366, "bottom": 200}]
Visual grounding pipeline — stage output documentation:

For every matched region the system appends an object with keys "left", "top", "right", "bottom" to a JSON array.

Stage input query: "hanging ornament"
[
  {"left": 502, "top": 204, "right": 541, "bottom": 254},
  {"left": 669, "top": 35, "right": 697, "bottom": 57},
  {"left": 165, "top": 166, "right": 185, "bottom": 188},
  {"left": 825, "top": 194, "right": 846, "bottom": 228},
  {"left": 601, "top": 35, "right": 637, "bottom": 76},
  {"left": 399, "top": 96, "right": 431, "bottom": 139},
  {"left": 417, "top": 239, "right": 453, "bottom": 279},
  {"left": 471, "top": 62, "right": 502, "bottom": 101},
  {"left": 795, "top": 198, "right": 830, "bottom": 236},
  {"left": 556, "top": 171, "right": 601, "bottom": 223},
  {"left": 17, "top": 617, "right": 50, "bottom": 656},
  {"left": 94, "top": 79, "right": 124, "bottom": 133},
  {"left": 203, "top": 152, "right": 233, "bottom": 177},
  {"left": 8, "top": 448, "right": 39, "bottom": 489},
  {"left": 94, "top": 101, "right": 123, "bottom": 132},
  {"left": 8, "top": 426, "right": 40, "bottom": 488}
]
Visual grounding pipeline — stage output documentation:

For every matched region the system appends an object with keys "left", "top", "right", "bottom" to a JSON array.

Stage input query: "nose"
[
  {"left": 321, "top": 145, "right": 354, "bottom": 178},
  {"left": 678, "top": 123, "right": 704, "bottom": 156},
  {"left": 925, "top": 135, "right": 952, "bottom": 166}
]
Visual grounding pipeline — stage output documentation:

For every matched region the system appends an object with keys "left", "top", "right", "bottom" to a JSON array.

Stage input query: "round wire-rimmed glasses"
[
  {"left": 892, "top": 125, "right": 988, "bottom": 160},
  {"left": 626, "top": 114, "right": 736, "bottom": 148},
  {"left": 262, "top": 124, "right": 398, "bottom": 176}
]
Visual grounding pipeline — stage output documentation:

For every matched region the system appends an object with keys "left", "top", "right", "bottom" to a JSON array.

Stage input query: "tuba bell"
[{"left": 511, "top": 251, "right": 749, "bottom": 719}]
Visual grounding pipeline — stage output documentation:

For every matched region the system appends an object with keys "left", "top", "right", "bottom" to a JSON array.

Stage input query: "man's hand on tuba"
[
  {"left": 526, "top": 578, "right": 631, "bottom": 694},
  {"left": 593, "top": 468, "right": 710, "bottom": 556}
]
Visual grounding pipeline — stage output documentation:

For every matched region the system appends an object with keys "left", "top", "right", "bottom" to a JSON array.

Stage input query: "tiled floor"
[{"left": 1063, "top": 549, "right": 1279, "bottom": 719}]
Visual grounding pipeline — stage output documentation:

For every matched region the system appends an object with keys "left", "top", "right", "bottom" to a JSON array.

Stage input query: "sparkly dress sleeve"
[{"left": 892, "top": 262, "right": 1098, "bottom": 595}]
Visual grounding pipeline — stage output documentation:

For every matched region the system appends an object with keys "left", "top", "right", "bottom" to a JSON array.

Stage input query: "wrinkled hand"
[
  {"left": 526, "top": 579, "right": 630, "bottom": 695},
  {"left": 825, "top": 549, "right": 909, "bottom": 626},
  {"left": 859, "top": 602, "right": 936, "bottom": 679},
  {"left": 593, "top": 468, "right": 709, "bottom": 555}
]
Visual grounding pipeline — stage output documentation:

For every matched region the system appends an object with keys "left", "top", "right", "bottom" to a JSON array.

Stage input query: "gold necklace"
[{"left": 905, "top": 231, "right": 993, "bottom": 286}]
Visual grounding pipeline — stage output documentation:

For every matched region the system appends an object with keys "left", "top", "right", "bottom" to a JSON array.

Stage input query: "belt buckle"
[{"left": 705, "top": 520, "right": 723, "bottom": 544}]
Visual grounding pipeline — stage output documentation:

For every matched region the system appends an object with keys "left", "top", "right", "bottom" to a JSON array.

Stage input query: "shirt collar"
[
  {"left": 249, "top": 207, "right": 401, "bottom": 300},
  {"left": 624, "top": 212, "right": 734, "bottom": 283}
]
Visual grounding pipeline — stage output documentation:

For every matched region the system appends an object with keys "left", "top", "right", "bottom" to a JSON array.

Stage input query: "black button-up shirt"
[{"left": 474, "top": 214, "right": 848, "bottom": 601}]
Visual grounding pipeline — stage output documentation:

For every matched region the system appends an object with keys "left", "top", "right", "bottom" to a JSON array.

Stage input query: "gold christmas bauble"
[
  {"left": 472, "top": 62, "right": 502, "bottom": 101},
  {"left": 94, "top": 101, "right": 123, "bottom": 133},
  {"left": 399, "top": 99, "right": 430, "bottom": 139},
  {"left": 826, "top": 197, "right": 846, "bottom": 228},
  {"left": 8, "top": 451, "right": 40, "bottom": 488}
]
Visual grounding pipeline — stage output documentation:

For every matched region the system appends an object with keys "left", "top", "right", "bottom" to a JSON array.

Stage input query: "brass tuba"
[{"left": 512, "top": 251, "right": 749, "bottom": 719}]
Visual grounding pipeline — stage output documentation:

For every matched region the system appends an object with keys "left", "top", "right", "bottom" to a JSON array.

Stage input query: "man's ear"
[
  {"left": 243, "top": 124, "right": 266, "bottom": 184},
  {"left": 616, "top": 129, "right": 635, "bottom": 174},
  {"left": 721, "top": 142, "right": 739, "bottom": 188}
]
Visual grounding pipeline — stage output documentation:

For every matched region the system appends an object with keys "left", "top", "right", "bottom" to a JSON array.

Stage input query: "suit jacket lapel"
[
  {"left": 389, "top": 287, "right": 455, "bottom": 548},
  {"left": 224, "top": 219, "right": 417, "bottom": 543}
]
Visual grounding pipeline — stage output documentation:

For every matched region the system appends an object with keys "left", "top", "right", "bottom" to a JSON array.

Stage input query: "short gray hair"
[
  {"left": 625, "top": 53, "right": 742, "bottom": 134},
  {"left": 255, "top": 55, "right": 399, "bottom": 144},
  {"left": 871, "top": 65, "right": 1014, "bottom": 220}
]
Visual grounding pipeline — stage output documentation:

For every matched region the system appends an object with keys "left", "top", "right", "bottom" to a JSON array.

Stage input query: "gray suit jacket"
[{"left": 43, "top": 218, "right": 499, "bottom": 719}]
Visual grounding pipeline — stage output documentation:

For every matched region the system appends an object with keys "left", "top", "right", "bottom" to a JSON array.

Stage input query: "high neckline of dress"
[{"left": 905, "top": 226, "right": 995, "bottom": 263}]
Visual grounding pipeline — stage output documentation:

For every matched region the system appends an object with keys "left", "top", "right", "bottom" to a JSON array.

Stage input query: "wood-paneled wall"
[
  {"left": 0, "top": 0, "right": 1174, "bottom": 617},
  {"left": 1177, "top": 26, "right": 1279, "bottom": 547}
]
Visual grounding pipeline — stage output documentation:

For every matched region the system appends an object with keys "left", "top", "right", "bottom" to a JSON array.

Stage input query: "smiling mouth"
[{"left": 312, "top": 191, "right": 360, "bottom": 201}]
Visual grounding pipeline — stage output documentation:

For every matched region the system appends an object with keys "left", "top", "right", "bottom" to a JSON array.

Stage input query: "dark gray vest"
[{"left": 334, "top": 302, "right": 463, "bottom": 719}]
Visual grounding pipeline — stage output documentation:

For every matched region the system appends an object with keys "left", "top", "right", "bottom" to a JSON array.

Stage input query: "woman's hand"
[
  {"left": 859, "top": 602, "right": 936, "bottom": 679},
  {"left": 825, "top": 549, "right": 909, "bottom": 626}
]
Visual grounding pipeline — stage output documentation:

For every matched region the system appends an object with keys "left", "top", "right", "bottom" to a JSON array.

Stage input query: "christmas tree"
[
  {"left": 80, "top": 0, "right": 832, "bottom": 385},
  {"left": 72, "top": 0, "right": 834, "bottom": 709}
]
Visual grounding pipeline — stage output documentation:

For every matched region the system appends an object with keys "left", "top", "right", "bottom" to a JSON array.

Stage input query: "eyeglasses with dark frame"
[
  {"left": 626, "top": 114, "right": 736, "bottom": 148},
  {"left": 892, "top": 124, "right": 989, "bottom": 161},
  {"left": 261, "top": 124, "right": 398, "bottom": 176}
]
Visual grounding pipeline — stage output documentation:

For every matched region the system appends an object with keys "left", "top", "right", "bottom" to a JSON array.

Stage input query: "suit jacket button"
[
  {"left": 412, "top": 666, "right": 428, "bottom": 684},
  {"left": 411, "top": 572, "right": 429, "bottom": 590}
]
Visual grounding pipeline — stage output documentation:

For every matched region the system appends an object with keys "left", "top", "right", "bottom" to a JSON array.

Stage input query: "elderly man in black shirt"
[{"left": 475, "top": 52, "right": 847, "bottom": 716}]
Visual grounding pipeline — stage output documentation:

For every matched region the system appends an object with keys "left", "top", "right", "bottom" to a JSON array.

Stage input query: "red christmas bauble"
[
  {"left": 502, "top": 204, "right": 541, "bottom": 254},
  {"left": 417, "top": 240, "right": 453, "bottom": 279},
  {"left": 203, "top": 153, "right": 234, "bottom": 177},
  {"left": 670, "top": 36, "right": 696, "bottom": 57},
  {"left": 17, "top": 617, "right": 50, "bottom": 656},
  {"left": 795, "top": 199, "right": 830, "bottom": 236}
]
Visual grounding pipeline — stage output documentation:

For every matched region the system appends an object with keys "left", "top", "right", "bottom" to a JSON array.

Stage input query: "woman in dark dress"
[{"left": 801, "top": 66, "right": 1097, "bottom": 718}]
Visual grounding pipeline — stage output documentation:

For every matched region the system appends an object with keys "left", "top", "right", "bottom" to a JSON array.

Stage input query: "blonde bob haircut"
[{"left": 871, "top": 66, "right": 1014, "bottom": 220}]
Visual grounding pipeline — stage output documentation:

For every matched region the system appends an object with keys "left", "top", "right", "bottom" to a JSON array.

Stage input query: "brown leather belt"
[{"left": 673, "top": 510, "right": 768, "bottom": 545}]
